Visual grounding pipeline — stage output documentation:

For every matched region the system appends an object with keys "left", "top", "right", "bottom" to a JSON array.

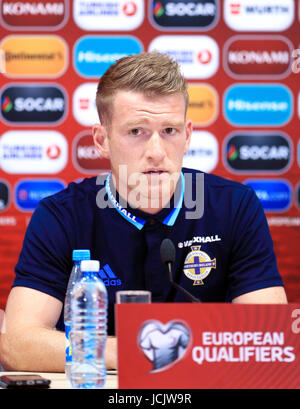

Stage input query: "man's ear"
[
  {"left": 93, "top": 124, "right": 110, "bottom": 159},
  {"left": 184, "top": 119, "right": 193, "bottom": 155}
]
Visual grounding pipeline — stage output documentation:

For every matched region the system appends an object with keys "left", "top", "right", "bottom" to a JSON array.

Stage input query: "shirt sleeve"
[
  {"left": 226, "top": 186, "right": 284, "bottom": 301},
  {"left": 13, "top": 197, "right": 73, "bottom": 303}
]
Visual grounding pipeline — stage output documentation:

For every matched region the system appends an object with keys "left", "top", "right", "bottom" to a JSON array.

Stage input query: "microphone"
[{"left": 160, "top": 238, "right": 201, "bottom": 303}]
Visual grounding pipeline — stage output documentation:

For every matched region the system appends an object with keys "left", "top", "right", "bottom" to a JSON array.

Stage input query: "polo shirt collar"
[{"left": 105, "top": 172, "right": 185, "bottom": 230}]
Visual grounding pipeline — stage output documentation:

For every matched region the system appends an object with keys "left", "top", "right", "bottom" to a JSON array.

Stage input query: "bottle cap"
[
  {"left": 72, "top": 249, "right": 91, "bottom": 261},
  {"left": 80, "top": 260, "right": 100, "bottom": 272}
]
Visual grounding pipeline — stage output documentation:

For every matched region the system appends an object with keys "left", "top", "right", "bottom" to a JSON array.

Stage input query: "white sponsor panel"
[
  {"left": 148, "top": 35, "right": 219, "bottom": 79},
  {"left": 73, "top": 0, "right": 144, "bottom": 30},
  {"left": 0, "top": 130, "right": 67, "bottom": 174},
  {"left": 73, "top": 83, "right": 99, "bottom": 126},
  {"left": 224, "top": 0, "right": 294, "bottom": 31},
  {"left": 183, "top": 131, "right": 218, "bottom": 173}
]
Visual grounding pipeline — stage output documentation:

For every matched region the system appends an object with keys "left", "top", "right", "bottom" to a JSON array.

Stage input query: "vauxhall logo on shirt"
[{"left": 151, "top": 0, "right": 218, "bottom": 29}]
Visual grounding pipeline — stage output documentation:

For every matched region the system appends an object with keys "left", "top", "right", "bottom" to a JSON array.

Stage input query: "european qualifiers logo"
[
  {"left": 138, "top": 320, "right": 191, "bottom": 372},
  {"left": 296, "top": 183, "right": 300, "bottom": 211},
  {"left": 150, "top": 0, "right": 219, "bottom": 30},
  {"left": 0, "top": 84, "right": 67, "bottom": 125},
  {"left": 15, "top": 179, "right": 65, "bottom": 211},
  {"left": 0, "top": 0, "right": 69, "bottom": 30},
  {"left": 0, "top": 180, "right": 10, "bottom": 211},
  {"left": 244, "top": 179, "right": 292, "bottom": 212},
  {"left": 223, "top": 35, "right": 293, "bottom": 79},
  {"left": 224, "top": 132, "right": 292, "bottom": 174}
]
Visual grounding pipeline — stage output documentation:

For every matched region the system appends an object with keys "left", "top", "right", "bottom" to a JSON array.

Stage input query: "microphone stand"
[{"left": 166, "top": 262, "right": 201, "bottom": 303}]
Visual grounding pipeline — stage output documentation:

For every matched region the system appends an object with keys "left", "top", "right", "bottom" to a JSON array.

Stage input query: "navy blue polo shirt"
[{"left": 13, "top": 168, "right": 283, "bottom": 335}]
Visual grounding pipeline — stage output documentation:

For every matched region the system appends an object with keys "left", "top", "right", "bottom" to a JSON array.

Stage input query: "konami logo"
[
  {"left": 0, "top": 0, "right": 69, "bottom": 30},
  {"left": 73, "top": 131, "right": 111, "bottom": 173},
  {"left": 224, "top": 35, "right": 293, "bottom": 79}
]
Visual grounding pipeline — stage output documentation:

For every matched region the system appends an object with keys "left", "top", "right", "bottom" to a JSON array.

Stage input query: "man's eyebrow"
[{"left": 124, "top": 119, "right": 185, "bottom": 128}]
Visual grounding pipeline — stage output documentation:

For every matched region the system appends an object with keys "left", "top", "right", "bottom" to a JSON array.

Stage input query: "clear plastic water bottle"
[
  {"left": 64, "top": 249, "right": 90, "bottom": 379},
  {"left": 70, "top": 260, "right": 108, "bottom": 389}
]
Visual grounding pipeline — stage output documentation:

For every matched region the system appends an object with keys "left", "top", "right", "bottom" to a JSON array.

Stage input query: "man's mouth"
[{"left": 143, "top": 170, "right": 167, "bottom": 175}]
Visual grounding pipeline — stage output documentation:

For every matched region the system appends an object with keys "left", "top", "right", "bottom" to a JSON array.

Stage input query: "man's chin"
[{"left": 127, "top": 186, "right": 175, "bottom": 211}]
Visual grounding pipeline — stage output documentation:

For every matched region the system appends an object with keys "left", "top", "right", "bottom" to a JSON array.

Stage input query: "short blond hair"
[{"left": 96, "top": 51, "right": 189, "bottom": 125}]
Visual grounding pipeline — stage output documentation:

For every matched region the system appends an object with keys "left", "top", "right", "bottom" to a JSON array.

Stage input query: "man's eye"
[
  {"left": 130, "top": 128, "right": 141, "bottom": 136},
  {"left": 164, "top": 127, "right": 176, "bottom": 135}
]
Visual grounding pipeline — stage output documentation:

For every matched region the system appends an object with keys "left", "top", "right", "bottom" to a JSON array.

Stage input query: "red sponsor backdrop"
[{"left": 0, "top": 0, "right": 300, "bottom": 311}]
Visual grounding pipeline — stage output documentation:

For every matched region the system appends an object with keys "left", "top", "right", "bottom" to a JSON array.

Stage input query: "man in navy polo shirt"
[{"left": 0, "top": 52, "right": 287, "bottom": 372}]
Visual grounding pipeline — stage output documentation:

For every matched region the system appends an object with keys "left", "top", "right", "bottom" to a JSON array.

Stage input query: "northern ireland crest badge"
[{"left": 183, "top": 246, "right": 216, "bottom": 285}]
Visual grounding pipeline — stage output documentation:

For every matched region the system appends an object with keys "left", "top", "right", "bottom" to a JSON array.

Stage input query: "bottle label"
[{"left": 65, "top": 323, "right": 72, "bottom": 362}]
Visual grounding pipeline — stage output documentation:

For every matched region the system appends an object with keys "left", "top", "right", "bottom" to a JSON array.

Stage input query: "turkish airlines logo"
[
  {"left": 73, "top": 131, "right": 111, "bottom": 173},
  {"left": 0, "top": 0, "right": 68, "bottom": 30},
  {"left": 73, "top": 0, "right": 144, "bottom": 31},
  {"left": 224, "top": 132, "right": 292, "bottom": 173},
  {"left": 123, "top": 1, "right": 137, "bottom": 15},
  {"left": 224, "top": 36, "right": 293, "bottom": 79},
  {"left": 150, "top": 0, "right": 218, "bottom": 29},
  {"left": 0, "top": 84, "right": 67, "bottom": 124},
  {"left": 148, "top": 35, "right": 219, "bottom": 79},
  {"left": 224, "top": 0, "right": 294, "bottom": 31},
  {"left": 0, "top": 131, "right": 68, "bottom": 174}
]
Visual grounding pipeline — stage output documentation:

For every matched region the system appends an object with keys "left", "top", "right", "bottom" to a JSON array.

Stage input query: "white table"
[{"left": 0, "top": 370, "right": 118, "bottom": 389}]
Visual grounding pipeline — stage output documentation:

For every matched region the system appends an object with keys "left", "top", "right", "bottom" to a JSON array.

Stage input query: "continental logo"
[
  {"left": 0, "top": 35, "right": 68, "bottom": 78},
  {"left": 187, "top": 84, "right": 218, "bottom": 126},
  {"left": 224, "top": 35, "right": 293, "bottom": 79},
  {"left": 0, "top": 1, "right": 69, "bottom": 30}
]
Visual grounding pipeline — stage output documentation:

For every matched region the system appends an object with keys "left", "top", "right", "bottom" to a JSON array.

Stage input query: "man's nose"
[{"left": 145, "top": 132, "right": 166, "bottom": 164}]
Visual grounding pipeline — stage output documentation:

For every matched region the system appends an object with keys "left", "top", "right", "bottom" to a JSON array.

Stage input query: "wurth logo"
[{"left": 230, "top": 2, "right": 241, "bottom": 14}]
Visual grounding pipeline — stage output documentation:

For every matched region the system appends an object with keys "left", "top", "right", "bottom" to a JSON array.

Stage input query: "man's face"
[{"left": 93, "top": 90, "right": 192, "bottom": 213}]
